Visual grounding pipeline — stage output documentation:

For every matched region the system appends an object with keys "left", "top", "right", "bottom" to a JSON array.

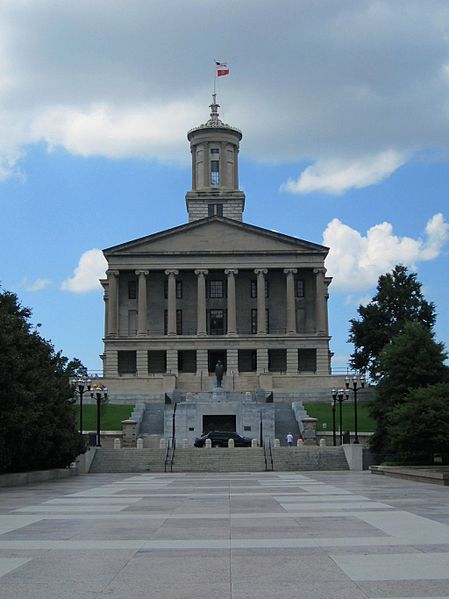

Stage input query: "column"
[
  {"left": 103, "top": 289, "right": 108, "bottom": 339},
  {"left": 286, "top": 348, "right": 298, "bottom": 375},
  {"left": 166, "top": 349, "right": 178, "bottom": 375},
  {"left": 257, "top": 348, "right": 269, "bottom": 374},
  {"left": 233, "top": 146, "right": 239, "bottom": 190},
  {"left": 225, "top": 269, "right": 238, "bottom": 335},
  {"left": 220, "top": 141, "right": 226, "bottom": 187},
  {"left": 106, "top": 270, "right": 119, "bottom": 336},
  {"left": 284, "top": 268, "right": 298, "bottom": 335},
  {"left": 194, "top": 269, "right": 208, "bottom": 335},
  {"left": 324, "top": 277, "right": 331, "bottom": 336},
  {"left": 136, "top": 350, "right": 148, "bottom": 377},
  {"left": 203, "top": 142, "right": 209, "bottom": 187},
  {"left": 314, "top": 268, "right": 327, "bottom": 334},
  {"left": 191, "top": 145, "right": 197, "bottom": 190},
  {"left": 254, "top": 268, "right": 267, "bottom": 334},
  {"left": 165, "top": 269, "right": 179, "bottom": 335},
  {"left": 136, "top": 270, "right": 149, "bottom": 336}
]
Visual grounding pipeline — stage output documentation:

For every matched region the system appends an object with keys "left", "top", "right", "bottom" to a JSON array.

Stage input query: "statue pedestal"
[{"left": 212, "top": 387, "right": 226, "bottom": 402}]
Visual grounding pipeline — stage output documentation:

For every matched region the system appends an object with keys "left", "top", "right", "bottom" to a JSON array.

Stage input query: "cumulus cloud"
[
  {"left": 1, "top": 1, "right": 449, "bottom": 189},
  {"left": 323, "top": 213, "right": 449, "bottom": 291},
  {"left": 21, "top": 278, "right": 51, "bottom": 292},
  {"left": 61, "top": 249, "right": 107, "bottom": 293},
  {"left": 281, "top": 150, "right": 406, "bottom": 195}
]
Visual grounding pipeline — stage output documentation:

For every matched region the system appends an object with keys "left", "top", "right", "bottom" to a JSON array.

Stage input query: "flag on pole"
[{"left": 215, "top": 61, "right": 229, "bottom": 77}]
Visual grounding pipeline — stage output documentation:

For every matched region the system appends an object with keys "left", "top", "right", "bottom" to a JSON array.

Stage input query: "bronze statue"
[{"left": 215, "top": 360, "right": 224, "bottom": 387}]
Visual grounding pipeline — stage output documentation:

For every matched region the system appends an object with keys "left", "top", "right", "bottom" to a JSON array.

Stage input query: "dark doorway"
[
  {"left": 208, "top": 350, "right": 227, "bottom": 372},
  {"left": 208, "top": 309, "right": 226, "bottom": 335},
  {"left": 202, "top": 414, "right": 236, "bottom": 433}
]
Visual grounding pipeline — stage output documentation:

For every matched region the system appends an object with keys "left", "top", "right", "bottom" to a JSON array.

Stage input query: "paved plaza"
[{"left": 1, "top": 472, "right": 449, "bottom": 598}]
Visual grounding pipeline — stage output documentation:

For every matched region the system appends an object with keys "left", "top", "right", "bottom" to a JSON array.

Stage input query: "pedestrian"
[{"left": 286, "top": 432, "right": 294, "bottom": 447}]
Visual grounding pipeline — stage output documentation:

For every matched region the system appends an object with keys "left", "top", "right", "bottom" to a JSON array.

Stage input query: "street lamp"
[
  {"left": 330, "top": 390, "right": 337, "bottom": 446},
  {"left": 344, "top": 374, "right": 366, "bottom": 444},
  {"left": 90, "top": 386, "right": 108, "bottom": 447},
  {"left": 75, "top": 378, "right": 91, "bottom": 439},
  {"left": 331, "top": 388, "right": 346, "bottom": 445}
]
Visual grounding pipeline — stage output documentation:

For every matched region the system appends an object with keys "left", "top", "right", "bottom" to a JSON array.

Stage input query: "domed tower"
[{"left": 185, "top": 95, "right": 245, "bottom": 222}]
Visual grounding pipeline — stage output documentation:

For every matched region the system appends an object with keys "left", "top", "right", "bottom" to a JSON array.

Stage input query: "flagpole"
[{"left": 213, "top": 59, "right": 217, "bottom": 96}]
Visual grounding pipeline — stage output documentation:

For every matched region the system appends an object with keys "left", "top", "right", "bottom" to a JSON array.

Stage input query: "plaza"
[{"left": 1, "top": 471, "right": 449, "bottom": 598}]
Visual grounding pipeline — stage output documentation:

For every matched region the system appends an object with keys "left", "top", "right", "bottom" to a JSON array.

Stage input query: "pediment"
[{"left": 104, "top": 217, "right": 327, "bottom": 256}]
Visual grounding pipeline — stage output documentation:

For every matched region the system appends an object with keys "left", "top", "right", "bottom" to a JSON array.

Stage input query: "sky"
[{"left": 1, "top": 0, "right": 449, "bottom": 373}]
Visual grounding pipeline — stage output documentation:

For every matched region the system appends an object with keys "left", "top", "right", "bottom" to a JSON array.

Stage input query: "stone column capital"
[
  {"left": 224, "top": 269, "right": 238, "bottom": 276},
  {"left": 135, "top": 270, "right": 149, "bottom": 277},
  {"left": 106, "top": 269, "right": 120, "bottom": 277},
  {"left": 313, "top": 267, "right": 326, "bottom": 276},
  {"left": 283, "top": 268, "right": 298, "bottom": 276},
  {"left": 254, "top": 268, "right": 268, "bottom": 276},
  {"left": 194, "top": 269, "right": 209, "bottom": 277},
  {"left": 164, "top": 269, "right": 179, "bottom": 277}
]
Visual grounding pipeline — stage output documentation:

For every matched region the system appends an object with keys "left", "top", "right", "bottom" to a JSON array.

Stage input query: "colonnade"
[{"left": 105, "top": 267, "right": 328, "bottom": 338}]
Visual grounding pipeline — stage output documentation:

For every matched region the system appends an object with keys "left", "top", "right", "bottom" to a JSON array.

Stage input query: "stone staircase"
[
  {"left": 89, "top": 446, "right": 349, "bottom": 473},
  {"left": 139, "top": 403, "right": 165, "bottom": 435},
  {"left": 274, "top": 403, "right": 301, "bottom": 445}
]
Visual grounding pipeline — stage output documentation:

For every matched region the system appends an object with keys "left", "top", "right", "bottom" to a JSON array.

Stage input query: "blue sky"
[{"left": 1, "top": 0, "right": 448, "bottom": 372}]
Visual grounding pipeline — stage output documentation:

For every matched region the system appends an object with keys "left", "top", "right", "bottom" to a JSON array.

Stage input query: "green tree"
[
  {"left": 370, "top": 321, "right": 449, "bottom": 460},
  {"left": 0, "top": 288, "right": 84, "bottom": 474},
  {"left": 386, "top": 383, "right": 449, "bottom": 464},
  {"left": 349, "top": 265, "right": 436, "bottom": 380}
]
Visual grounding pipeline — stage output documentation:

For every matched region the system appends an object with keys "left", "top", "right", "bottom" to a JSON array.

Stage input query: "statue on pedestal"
[{"left": 215, "top": 360, "right": 224, "bottom": 387}]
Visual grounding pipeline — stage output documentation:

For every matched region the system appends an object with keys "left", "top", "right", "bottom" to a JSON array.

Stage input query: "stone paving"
[{"left": 0, "top": 471, "right": 449, "bottom": 598}]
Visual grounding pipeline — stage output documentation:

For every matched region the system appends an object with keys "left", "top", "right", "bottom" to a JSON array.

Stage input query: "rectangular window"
[
  {"left": 208, "top": 203, "right": 223, "bottom": 217},
  {"left": 176, "top": 309, "right": 182, "bottom": 335},
  {"left": 128, "top": 280, "right": 137, "bottom": 299},
  {"left": 216, "top": 203, "right": 223, "bottom": 216},
  {"left": 210, "top": 160, "right": 220, "bottom": 185},
  {"left": 251, "top": 308, "right": 257, "bottom": 334},
  {"left": 209, "top": 280, "right": 224, "bottom": 298},
  {"left": 266, "top": 308, "right": 270, "bottom": 334},
  {"left": 118, "top": 350, "right": 137, "bottom": 374},
  {"left": 210, "top": 148, "right": 220, "bottom": 154},
  {"left": 265, "top": 280, "right": 269, "bottom": 298},
  {"left": 250, "top": 280, "right": 257, "bottom": 298},
  {"left": 209, "top": 309, "right": 225, "bottom": 335},
  {"left": 208, "top": 204, "right": 214, "bottom": 217},
  {"left": 297, "top": 279, "right": 305, "bottom": 298}
]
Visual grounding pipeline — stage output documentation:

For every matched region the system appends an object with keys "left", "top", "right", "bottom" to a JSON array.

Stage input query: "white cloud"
[
  {"left": 21, "top": 277, "right": 51, "bottom": 292},
  {"left": 323, "top": 212, "right": 449, "bottom": 291},
  {"left": 61, "top": 248, "right": 107, "bottom": 293},
  {"left": 0, "top": 1, "right": 449, "bottom": 188},
  {"left": 281, "top": 150, "right": 406, "bottom": 195}
]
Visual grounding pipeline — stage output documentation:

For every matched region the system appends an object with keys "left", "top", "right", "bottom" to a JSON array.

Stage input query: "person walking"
[{"left": 286, "top": 432, "right": 294, "bottom": 447}]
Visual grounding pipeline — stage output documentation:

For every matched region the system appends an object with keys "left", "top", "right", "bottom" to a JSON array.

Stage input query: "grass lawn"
[
  {"left": 75, "top": 404, "right": 133, "bottom": 431},
  {"left": 304, "top": 402, "right": 376, "bottom": 432}
]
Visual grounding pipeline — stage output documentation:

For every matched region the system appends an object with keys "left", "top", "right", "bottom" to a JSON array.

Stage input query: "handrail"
[
  {"left": 263, "top": 440, "right": 268, "bottom": 471},
  {"left": 164, "top": 441, "right": 171, "bottom": 473},
  {"left": 170, "top": 437, "right": 176, "bottom": 473},
  {"left": 268, "top": 440, "right": 274, "bottom": 471}
]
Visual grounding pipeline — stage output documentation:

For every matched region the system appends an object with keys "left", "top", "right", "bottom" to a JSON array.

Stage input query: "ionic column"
[
  {"left": 314, "top": 268, "right": 327, "bottom": 334},
  {"left": 284, "top": 268, "right": 298, "bottom": 335},
  {"left": 106, "top": 270, "right": 119, "bottom": 336},
  {"left": 233, "top": 146, "right": 239, "bottom": 190},
  {"left": 225, "top": 269, "right": 238, "bottom": 335},
  {"left": 254, "top": 268, "right": 268, "bottom": 334},
  {"left": 194, "top": 269, "right": 208, "bottom": 336},
  {"left": 220, "top": 141, "right": 226, "bottom": 187},
  {"left": 136, "top": 270, "right": 149, "bottom": 336},
  {"left": 191, "top": 145, "right": 197, "bottom": 190},
  {"left": 165, "top": 269, "right": 179, "bottom": 335},
  {"left": 203, "top": 142, "right": 209, "bottom": 187}
]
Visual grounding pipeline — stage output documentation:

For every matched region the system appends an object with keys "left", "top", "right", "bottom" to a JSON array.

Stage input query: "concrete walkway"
[{"left": 0, "top": 471, "right": 449, "bottom": 598}]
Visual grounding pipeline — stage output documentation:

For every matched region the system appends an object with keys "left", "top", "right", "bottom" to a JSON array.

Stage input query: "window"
[
  {"left": 297, "top": 279, "right": 305, "bottom": 298},
  {"left": 209, "top": 309, "right": 225, "bottom": 335},
  {"left": 128, "top": 280, "right": 137, "bottom": 299},
  {"left": 164, "top": 280, "right": 182, "bottom": 298},
  {"left": 266, "top": 308, "right": 270, "bottom": 334},
  {"left": 210, "top": 148, "right": 220, "bottom": 154},
  {"left": 251, "top": 308, "right": 257, "bottom": 334},
  {"left": 208, "top": 203, "right": 223, "bottom": 217},
  {"left": 118, "top": 351, "right": 137, "bottom": 374},
  {"left": 250, "top": 279, "right": 269, "bottom": 298},
  {"left": 210, "top": 160, "right": 220, "bottom": 185},
  {"left": 208, "top": 280, "right": 224, "bottom": 298}
]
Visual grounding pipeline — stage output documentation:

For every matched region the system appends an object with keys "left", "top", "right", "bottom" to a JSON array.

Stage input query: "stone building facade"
[{"left": 101, "top": 97, "right": 333, "bottom": 398}]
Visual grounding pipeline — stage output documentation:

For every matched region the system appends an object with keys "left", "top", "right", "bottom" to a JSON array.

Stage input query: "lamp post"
[
  {"left": 331, "top": 390, "right": 337, "bottom": 446},
  {"left": 331, "top": 388, "right": 346, "bottom": 445},
  {"left": 90, "top": 386, "right": 108, "bottom": 447},
  {"left": 344, "top": 374, "right": 366, "bottom": 444},
  {"left": 75, "top": 378, "right": 91, "bottom": 439}
]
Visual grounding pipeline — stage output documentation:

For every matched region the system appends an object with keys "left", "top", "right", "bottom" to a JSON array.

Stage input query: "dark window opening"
[
  {"left": 208, "top": 280, "right": 224, "bottom": 298},
  {"left": 208, "top": 203, "right": 223, "bottom": 217},
  {"left": 208, "top": 350, "right": 227, "bottom": 373},
  {"left": 209, "top": 309, "right": 225, "bottom": 335},
  {"left": 128, "top": 280, "right": 137, "bottom": 299},
  {"left": 118, "top": 350, "right": 137, "bottom": 374},
  {"left": 297, "top": 279, "right": 305, "bottom": 298},
  {"left": 250, "top": 279, "right": 269, "bottom": 298},
  {"left": 238, "top": 349, "right": 257, "bottom": 372},
  {"left": 251, "top": 308, "right": 257, "bottom": 334},
  {"left": 148, "top": 350, "right": 166, "bottom": 374},
  {"left": 164, "top": 280, "right": 182, "bottom": 299},
  {"left": 268, "top": 349, "right": 287, "bottom": 373},
  {"left": 210, "top": 159, "right": 220, "bottom": 185},
  {"left": 178, "top": 350, "right": 196, "bottom": 373},
  {"left": 298, "top": 349, "right": 316, "bottom": 373}
]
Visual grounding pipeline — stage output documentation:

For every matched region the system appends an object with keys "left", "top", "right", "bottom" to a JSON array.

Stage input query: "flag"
[{"left": 215, "top": 61, "right": 229, "bottom": 77}]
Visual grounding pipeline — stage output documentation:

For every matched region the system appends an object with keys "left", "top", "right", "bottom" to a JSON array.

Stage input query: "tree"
[
  {"left": 349, "top": 265, "right": 436, "bottom": 380},
  {"left": 386, "top": 384, "right": 449, "bottom": 464},
  {"left": 369, "top": 321, "right": 449, "bottom": 460},
  {"left": 0, "top": 288, "right": 84, "bottom": 474}
]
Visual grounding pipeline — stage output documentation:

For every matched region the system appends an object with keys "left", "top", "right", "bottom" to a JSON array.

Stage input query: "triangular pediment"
[{"left": 104, "top": 217, "right": 327, "bottom": 256}]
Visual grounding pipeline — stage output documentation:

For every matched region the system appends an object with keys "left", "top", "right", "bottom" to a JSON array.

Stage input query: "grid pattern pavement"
[{"left": 0, "top": 471, "right": 449, "bottom": 597}]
